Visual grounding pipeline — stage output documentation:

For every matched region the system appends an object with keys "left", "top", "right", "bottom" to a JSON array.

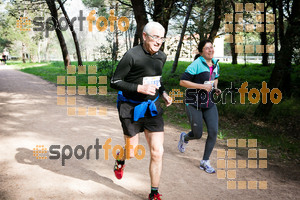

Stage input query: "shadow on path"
[{"left": 15, "top": 148, "right": 143, "bottom": 199}]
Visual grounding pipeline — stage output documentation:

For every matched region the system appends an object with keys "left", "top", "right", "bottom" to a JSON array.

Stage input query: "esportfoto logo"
[
  {"left": 34, "top": 138, "right": 146, "bottom": 166},
  {"left": 170, "top": 81, "right": 282, "bottom": 106},
  {"left": 17, "top": 9, "right": 130, "bottom": 38}
]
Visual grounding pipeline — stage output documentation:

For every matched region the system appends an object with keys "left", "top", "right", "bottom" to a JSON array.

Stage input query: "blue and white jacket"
[{"left": 180, "top": 56, "right": 220, "bottom": 108}]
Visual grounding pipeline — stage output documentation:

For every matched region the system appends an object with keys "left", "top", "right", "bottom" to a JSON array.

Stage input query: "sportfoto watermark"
[
  {"left": 169, "top": 81, "right": 282, "bottom": 106},
  {"left": 224, "top": 3, "right": 275, "bottom": 54},
  {"left": 18, "top": 9, "right": 130, "bottom": 37},
  {"left": 217, "top": 139, "right": 268, "bottom": 190},
  {"left": 33, "top": 138, "right": 146, "bottom": 166},
  {"left": 56, "top": 65, "right": 108, "bottom": 116}
]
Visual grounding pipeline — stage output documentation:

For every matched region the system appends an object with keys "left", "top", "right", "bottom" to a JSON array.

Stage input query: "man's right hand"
[
  {"left": 201, "top": 84, "right": 213, "bottom": 92},
  {"left": 137, "top": 84, "right": 158, "bottom": 96}
]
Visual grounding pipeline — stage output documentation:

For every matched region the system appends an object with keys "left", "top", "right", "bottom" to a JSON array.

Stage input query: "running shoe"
[
  {"left": 178, "top": 132, "right": 188, "bottom": 153},
  {"left": 148, "top": 192, "right": 162, "bottom": 200},
  {"left": 114, "top": 152, "right": 125, "bottom": 179},
  {"left": 200, "top": 160, "right": 216, "bottom": 174}
]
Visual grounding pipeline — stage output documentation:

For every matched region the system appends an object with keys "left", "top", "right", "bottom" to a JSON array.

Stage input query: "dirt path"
[{"left": 0, "top": 66, "right": 299, "bottom": 200}]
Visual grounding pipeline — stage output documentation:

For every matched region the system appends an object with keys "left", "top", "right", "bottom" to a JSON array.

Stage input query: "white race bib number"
[
  {"left": 204, "top": 80, "right": 214, "bottom": 86},
  {"left": 143, "top": 76, "right": 161, "bottom": 88}
]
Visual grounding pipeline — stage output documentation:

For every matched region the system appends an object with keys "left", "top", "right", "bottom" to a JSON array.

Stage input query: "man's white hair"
[{"left": 143, "top": 21, "right": 165, "bottom": 34}]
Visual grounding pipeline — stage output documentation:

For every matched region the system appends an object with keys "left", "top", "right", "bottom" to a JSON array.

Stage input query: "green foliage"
[
  {"left": 82, "top": 0, "right": 107, "bottom": 17},
  {"left": 217, "top": 131, "right": 226, "bottom": 139},
  {"left": 21, "top": 62, "right": 66, "bottom": 83},
  {"left": 96, "top": 60, "right": 118, "bottom": 80},
  {"left": 0, "top": 10, "right": 17, "bottom": 51},
  {"left": 162, "top": 103, "right": 190, "bottom": 130},
  {"left": 162, "top": 61, "right": 276, "bottom": 90},
  {"left": 1, "top": 1, "right": 50, "bottom": 61},
  {"left": 217, "top": 63, "right": 273, "bottom": 89},
  {"left": 161, "top": 61, "right": 190, "bottom": 91},
  {"left": 18, "top": 61, "right": 116, "bottom": 91}
]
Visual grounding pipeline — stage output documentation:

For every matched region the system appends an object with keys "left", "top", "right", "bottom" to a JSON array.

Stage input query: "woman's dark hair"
[
  {"left": 194, "top": 54, "right": 201, "bottom": 60},
  {"left": 194, "top": 39, "right": 213, "bottom": 60}
]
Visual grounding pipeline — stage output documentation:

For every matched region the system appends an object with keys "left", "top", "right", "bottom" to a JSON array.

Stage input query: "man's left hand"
[
  {"left": 162, "top": 92, "right": 172, "bottom": 107},
  {"left": 215, "top": 88, "right": 222, "bottom": 96}
]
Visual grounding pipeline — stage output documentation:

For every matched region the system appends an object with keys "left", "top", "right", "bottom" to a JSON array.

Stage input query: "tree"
[
  {"left": 272, "top": 0, "right": 278, "bottom": 61},
  {"left": 152, "top": 0, "right": 178, "bottom": 48},
  {"left": 3, "top": 3, "right": 41, "bottom": 63},
  {"left": 230, "top": 0, "right": 237, "bottom": 64},
  {"left": 208, "top": 0, "right": 222, "bottom": 42},
  {"left": 130, "top": 0, "right": 179, "bottom": 48},
  {"left": 83, "top": 0, "right": 121, "bottom": 61},
  {"left": 171, "top": 0, "right": 194, "bottom": 73},
  {"left": 0, "top": 12, "right": 14, "bottom": 52},
  {"left": 82, "top": 0, "right": 106, "bottom": 15},
  {"left": 255, "top": 0, "right": 300, "bottom": 117},
  {"left": 277, "top": 0, "right": 292, "bottom": 97},
  {"left": 112, "top": 2, "right": 119, "bottom": 62},
  {"left": 130, "top": 0, "right": 148, "bottom": 46},
  {"left": 261, "top": 1, "right": 269, "bottom": 66},
  {"left": 57, "top": 0, "right": 83, "bottom": 66},
  {"left": 45, "top": 0, "right": 70, "bottom": 68},
  {"left": 278, "top": 0, "right": 284, "bottom": 46},
  {"left": 8, "top": 0, "right": 72, "bottom": 66}
]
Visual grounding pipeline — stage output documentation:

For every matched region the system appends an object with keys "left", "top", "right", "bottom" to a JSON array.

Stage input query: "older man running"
[{"left": 110, "top": 21, "right": 172, "bottom": 200}]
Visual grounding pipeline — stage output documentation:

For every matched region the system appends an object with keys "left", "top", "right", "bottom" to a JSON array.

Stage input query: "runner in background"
[
  {"left": 178, "top": 39, "right": 221, "bottom": 174},
  {"left": 2, "top": 49, "right": 9, "bottom": 64},
  {"left": 110, "top": 21, "right": 172, "bottom": 200}
]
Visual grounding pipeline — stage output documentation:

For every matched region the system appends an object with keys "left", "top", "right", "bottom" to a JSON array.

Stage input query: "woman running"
[{"left": 178, "top": 39, "right": 221, "bottom": 174}]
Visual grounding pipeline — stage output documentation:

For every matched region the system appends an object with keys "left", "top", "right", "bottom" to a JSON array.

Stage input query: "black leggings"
[{"left": 185, "top": 104, "right": 218, "bottom": 160}]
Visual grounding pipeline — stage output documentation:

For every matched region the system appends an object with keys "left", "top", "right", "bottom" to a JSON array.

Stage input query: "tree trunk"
[
  {"left": 273, "top": 0, "right": 278, "bottom": 62},
  {"left": 153, "top": 0, "right": 176, "bottom": 33},
  {"left": 153, "top": 0, "right": 177, "bottom": 51},
  {"left": 128, "top": 16, "right": 133, "bottom": 49},
  {"left": 131, "top": 0, "right": 148, "bottom": 46},
  {"left": 208, "top": 0, "right": 222, "bottom": 42},
  {"left": 230, "top": 0, "right": 237, "bottom": 64},
  {"left": 38, "top": 40, "right": 41, "bottom": 63},
  {"left": 255, "top": 0, "right": 300, "bottom": 117},
  {"left": 85, "top": 43, "right": 88, "bottom": 61},
  {"left": 114, "top": 3, "right": 119, "bottom": 61},
  {"left": 261, "top": 2, "right": 269, "bottom": 66},
  {"left": 198, "top": 17, "right": 205, "bottom": 41},
  {"left": 171, "top": 0, "right": 194, "bottom": 73},
  {"left": 261, "top": 32, "right": 269, "bottom": 65},
  {"left": 278, "top": 0, "right": 284, "bottom": 46},
  {"left": 125, "top": 28, "right": 129, "bottom": 51},
  {"left": 46, "top": 0, "right": 70, "bottom": 69},
  {"left": 22, "top": 43, "right": 26, "bottom": 63},
  {"left": 57, "top": 0, "right": 82, "bottom": 66},
  {"left": 277, "top": 0, "right": 291, "bottom": 97},
  {"left": 45, "top": 37, "right": 50, "bottom": 62}
]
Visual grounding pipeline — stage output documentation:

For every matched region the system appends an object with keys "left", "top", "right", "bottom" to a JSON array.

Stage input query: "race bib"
[
  {"left": 143, "top": 76, "right": 161, "bottom": 88},
  {"left": 204, "top": 80, "right": 214, "bottom": 89},
  {"left": 204, "top": 80, "right": 214, "bottom": 86}
]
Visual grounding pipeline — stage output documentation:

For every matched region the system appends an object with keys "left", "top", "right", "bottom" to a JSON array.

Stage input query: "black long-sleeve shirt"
[{"left": 110, "top": 44, "right": 167, "bottom": 102}]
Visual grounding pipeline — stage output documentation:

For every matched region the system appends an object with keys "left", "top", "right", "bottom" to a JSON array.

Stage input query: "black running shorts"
[{"left": 118, "top": 101, "right": 164, "bottom": 137}]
